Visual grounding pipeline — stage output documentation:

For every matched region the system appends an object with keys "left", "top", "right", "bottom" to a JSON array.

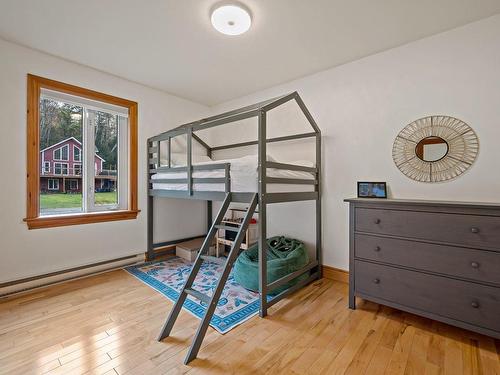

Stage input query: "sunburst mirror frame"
[{"left": 392, "top": 116, "right": 479, "bottom": 183}]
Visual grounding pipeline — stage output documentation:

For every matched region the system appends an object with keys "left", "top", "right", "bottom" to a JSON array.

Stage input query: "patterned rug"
[{"left": 125, "top": 257, "right": 260, "bottom": 334}]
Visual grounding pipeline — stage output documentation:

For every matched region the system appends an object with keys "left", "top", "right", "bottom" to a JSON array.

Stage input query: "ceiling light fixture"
[{"left": 211, "top": 3, "right": 252, "bottom": 36}]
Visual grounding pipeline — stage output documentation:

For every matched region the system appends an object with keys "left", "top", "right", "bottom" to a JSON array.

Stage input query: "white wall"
[
  {"left": 2, "top": 14, "right": 500, "bottom": 281},
  {"left": 0, "top": 38, "right": 209, "bottom": 283},
  {"left": 209, "top": 15, "right": 500, "bottom": 271}
]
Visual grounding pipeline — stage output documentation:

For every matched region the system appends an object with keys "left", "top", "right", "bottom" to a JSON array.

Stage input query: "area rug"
[{"left": 125, "top": 257, "right": 260, "bottom": 334}]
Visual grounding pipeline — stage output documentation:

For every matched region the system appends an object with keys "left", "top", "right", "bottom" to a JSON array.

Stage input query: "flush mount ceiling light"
[{"left": 211, "top": 3, "right": 252, "bottom": 36}]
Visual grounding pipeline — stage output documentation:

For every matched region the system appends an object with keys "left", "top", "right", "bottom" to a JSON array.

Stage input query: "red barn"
[{"left": 40, "top": 137, "right": 115, "bottom": 193}]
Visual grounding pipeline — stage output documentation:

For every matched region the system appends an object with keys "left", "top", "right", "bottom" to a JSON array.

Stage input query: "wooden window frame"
[{"left": 25, "top": 74, "right": 139, "bottom": 229}]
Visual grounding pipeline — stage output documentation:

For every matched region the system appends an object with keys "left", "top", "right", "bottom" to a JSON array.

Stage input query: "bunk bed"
[{"left": 147, "top": 91, "right": 321, "bottom": 364}]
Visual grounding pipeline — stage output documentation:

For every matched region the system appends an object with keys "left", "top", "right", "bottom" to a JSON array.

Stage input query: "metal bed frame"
[{"left": 147, "top": 91, "right": 322, "bottom": 362}]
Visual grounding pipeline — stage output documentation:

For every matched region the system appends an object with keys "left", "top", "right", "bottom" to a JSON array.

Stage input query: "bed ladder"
[{"left": 158, "top": 192, "right": 258, "bottom": 364}]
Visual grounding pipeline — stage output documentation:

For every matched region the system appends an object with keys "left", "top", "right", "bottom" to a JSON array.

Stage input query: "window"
[
  {"left": 48, "top": 179, "right": 59, "bottom": 190},
  {"left": 25, "top": 75, "right": 138, "bottom": 229},
  {"left": 54, "top": 162, "right": 68, "bottom": 175},
  {"left": 74, "top": 145, "right": 81, "bottom": 161},
  {"left": 61, "top": 144, "right": 69, "bottom": 160},
  {"left": 74, "top": 163, "right": 82, "bottom": 175},
  {"left": 53, "top": 145, "right": 69, "bottom": 161},
  {"left": 43, "top": 161, "right": 50, "bottom": 174}
]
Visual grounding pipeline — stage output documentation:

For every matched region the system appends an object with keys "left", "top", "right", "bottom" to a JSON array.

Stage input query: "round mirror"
[
  {"left": 393, "top": 116, "right": 479, "bottom": 182},
  {"left": 415, "top": 136, "right": 449, "bottom": 162}
]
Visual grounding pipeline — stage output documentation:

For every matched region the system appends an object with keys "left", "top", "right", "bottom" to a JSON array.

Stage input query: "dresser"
[{"left": 345, "top": 198, "right": 500, "bottom": 339}]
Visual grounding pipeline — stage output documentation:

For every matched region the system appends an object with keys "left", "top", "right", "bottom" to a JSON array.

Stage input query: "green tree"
[
  {"left": 94, "top": 111, "right": 118, "bottom": 171},
  {"left": 39, "top": 98, "right": 82, "bottom": 149}
]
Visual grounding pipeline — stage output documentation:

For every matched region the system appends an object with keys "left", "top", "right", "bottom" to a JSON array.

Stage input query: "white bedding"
[{"left": 151, "top": 155, "right": 315, "bottom": 193}]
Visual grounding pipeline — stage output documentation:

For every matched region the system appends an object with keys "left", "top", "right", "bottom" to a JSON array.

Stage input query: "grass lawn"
[{"left": 40, "top": 192, "right": 117, "bottom": 209}]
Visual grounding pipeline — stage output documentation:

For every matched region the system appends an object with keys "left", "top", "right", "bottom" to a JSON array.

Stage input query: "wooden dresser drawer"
[
  {"left": 354, "top": 234, "right": 500, "bottom": 286},
  {"left": 355, "top": 208, "right": 500, "bottom": 250},
  {"left": 354, "top": 260, "right": 500, "bottom": 333}
]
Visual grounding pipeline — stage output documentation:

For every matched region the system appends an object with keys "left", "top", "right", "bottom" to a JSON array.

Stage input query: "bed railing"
[
  {"left": 148, "top": 136, "right": 318, "bottom": 199},
  {"left": 263, "top": 162, "right": 319, "bottom": 203},
  {"left": 148, "top": 152, "right": 231, "bottom": 196},
  {"left": 148, "top": 157, "right": 318, "bottom": 200}
]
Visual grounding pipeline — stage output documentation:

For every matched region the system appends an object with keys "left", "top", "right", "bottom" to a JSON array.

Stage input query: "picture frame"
[{"left": 357, "top": 182, "right": 387, "bottom": 199}]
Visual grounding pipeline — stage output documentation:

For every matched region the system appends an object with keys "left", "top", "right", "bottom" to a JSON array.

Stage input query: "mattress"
[{"left": 151, "top": 155, "right": 315, "bottom": 193}]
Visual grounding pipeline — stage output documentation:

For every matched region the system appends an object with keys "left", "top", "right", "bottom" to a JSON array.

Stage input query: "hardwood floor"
[{"left": 0, "top": 270, "right": 498, "bottom": 375}]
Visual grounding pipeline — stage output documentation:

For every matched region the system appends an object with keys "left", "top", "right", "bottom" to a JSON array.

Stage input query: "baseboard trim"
[
  {"left": 322, "top": 265, "right": 349, "bottom": 283},
  {"left": 0, "top": 254, "right": 144, "bottom": 297}
]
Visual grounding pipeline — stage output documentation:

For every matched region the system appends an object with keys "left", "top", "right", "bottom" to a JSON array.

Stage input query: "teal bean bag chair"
[{"left": 233, "top": 236, "right": 310, "bottom": 295}]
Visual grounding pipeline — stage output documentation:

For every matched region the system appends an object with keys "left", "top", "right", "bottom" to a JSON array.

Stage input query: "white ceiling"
[{"left": 1, "top": 0, "right": 499, "bottom": 105}]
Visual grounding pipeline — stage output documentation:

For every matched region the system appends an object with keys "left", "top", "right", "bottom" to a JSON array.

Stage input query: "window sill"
[{"left": 24, "top": 210, "right": 140, "bottom": 230}]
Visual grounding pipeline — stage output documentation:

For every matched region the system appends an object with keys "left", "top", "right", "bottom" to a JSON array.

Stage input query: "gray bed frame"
[{"left": 146, "top": 91, "right": 322, "bottom": 318}]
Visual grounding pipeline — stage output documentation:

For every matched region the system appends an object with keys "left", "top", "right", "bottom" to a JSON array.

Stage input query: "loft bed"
[{"left": 146, "top": 91, "right": 321, "bottom": 364}]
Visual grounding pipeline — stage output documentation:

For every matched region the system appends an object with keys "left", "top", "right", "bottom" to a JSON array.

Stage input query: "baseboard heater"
[{"left": 0, "top": 254, "right": 144, "bottom": 297}]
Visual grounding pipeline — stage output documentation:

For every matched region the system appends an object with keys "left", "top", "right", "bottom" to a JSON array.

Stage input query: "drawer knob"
[
  {"left": 373, "top": 278, "right": 380, "bottom": 284},
  {"left": 374, "top": 218, "right": 381, "bottom": 224},
  {"left": 471, "top": 301, "right": 480, "bottom": 309},
  {"left": 470, "top": 261, "right": 480, "bottom": 269},
  {"left": 471, "top": 227, "right": 480, "bottom": 234},
  {"left": 374, "top": 246, "right": 381, "bottom": 252}
]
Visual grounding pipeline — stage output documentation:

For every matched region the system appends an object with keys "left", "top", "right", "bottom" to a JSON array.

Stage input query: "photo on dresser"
[{"left": 357, "top": 182, "right": 387, "bottom": 198}]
